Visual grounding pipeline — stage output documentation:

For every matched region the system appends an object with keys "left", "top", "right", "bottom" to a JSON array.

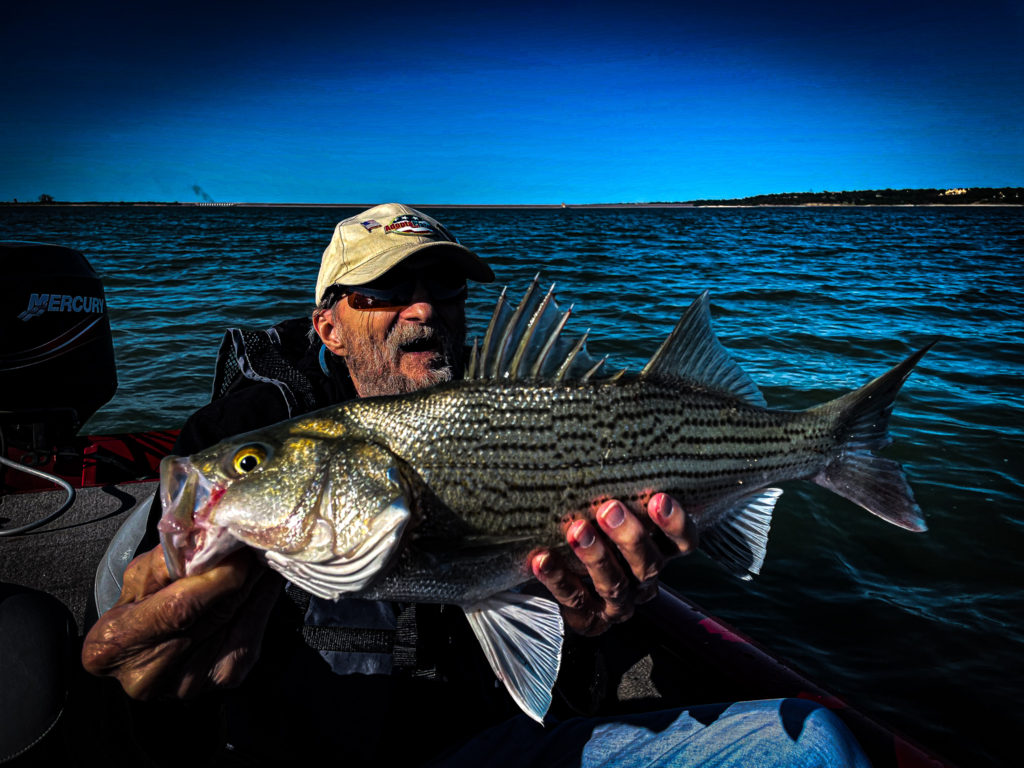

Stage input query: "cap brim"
[{"left": 335, "top": 241, "right": 495, "bottom": 286}]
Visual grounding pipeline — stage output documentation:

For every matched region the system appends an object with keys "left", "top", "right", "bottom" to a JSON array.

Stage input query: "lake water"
[{"left": 3, "top": 204, "right": 1022, "bottom": 766}]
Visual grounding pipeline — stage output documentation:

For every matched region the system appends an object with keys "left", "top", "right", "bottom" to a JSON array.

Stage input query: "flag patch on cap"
[
  {"left": 360, "top": 219, "right": 382, "bottom": 231},
  {"left": 384, "top": 214, "right": 437, "bottom": 236}
]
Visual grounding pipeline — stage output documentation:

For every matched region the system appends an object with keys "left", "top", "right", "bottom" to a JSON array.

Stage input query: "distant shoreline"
[{"left": 4, "top": 187, "right": 1022, "bottom": 208}]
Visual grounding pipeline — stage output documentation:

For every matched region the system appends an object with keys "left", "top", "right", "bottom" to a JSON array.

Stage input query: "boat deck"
[{"left": 0, "top": 481, "right": 157, "bottom": 631}]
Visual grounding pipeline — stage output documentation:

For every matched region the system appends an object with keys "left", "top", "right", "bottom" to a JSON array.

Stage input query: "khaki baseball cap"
[{"left": 315, "top": 203, "right": 494, "bottom": 303}]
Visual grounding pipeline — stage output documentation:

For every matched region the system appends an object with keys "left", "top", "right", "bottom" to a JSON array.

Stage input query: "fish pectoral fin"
[
  {"left": 463, "top": 592, "right": 564, "bottom": 725},
  {"left": 263, "top": 500, "right": 410, "bottom": 600},
  {"left": 700, "top": 487, "right": 782, "bottom": 580}
]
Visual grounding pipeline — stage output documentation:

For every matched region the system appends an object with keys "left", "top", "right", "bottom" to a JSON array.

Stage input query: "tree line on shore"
[{"left": 678, "top": 187, "right": 1023, "bottom": 206}]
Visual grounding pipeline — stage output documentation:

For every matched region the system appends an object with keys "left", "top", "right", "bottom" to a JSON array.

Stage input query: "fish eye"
[{"left": 232, "top": 444, "right": 268, "bottom": 475}]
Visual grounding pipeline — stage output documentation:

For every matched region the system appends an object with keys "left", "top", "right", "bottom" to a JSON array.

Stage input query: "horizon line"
[{"left": 6, "top": 187, "right": 1023, "bottom": 208}]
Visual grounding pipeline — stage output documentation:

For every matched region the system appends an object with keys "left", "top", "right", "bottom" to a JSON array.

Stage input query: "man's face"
[{"left": 318, "top": 274, "right": 467, "bottom": 398}]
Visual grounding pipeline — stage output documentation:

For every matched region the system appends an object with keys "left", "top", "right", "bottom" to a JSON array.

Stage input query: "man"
[{"left": 82, "top": 204, "right": 868, "bottom": 767}]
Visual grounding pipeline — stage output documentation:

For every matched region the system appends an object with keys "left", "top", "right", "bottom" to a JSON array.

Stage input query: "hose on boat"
[{"left": 0, "top": 456, "right": 76, "bottom": 536}]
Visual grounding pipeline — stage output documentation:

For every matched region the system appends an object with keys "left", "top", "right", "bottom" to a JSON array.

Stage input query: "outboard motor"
[{"left": 0, "top": 242, "right": 117, "bottom": 462}]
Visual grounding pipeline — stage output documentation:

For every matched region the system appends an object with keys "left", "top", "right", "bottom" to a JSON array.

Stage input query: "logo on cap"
[
  {"left": 384, "top": 215, "right": 437, "bottom": 236},
  {"left": 360, "top": 219, "right": 382, "bottom": 232}
]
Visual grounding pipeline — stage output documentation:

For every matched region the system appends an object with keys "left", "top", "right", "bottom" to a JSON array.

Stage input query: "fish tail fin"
[{"left": 811, "top": 343, "right": 936, "bottom": 532}]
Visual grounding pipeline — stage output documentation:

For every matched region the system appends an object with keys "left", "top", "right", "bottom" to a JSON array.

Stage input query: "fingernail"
[
  {"left": 652, "top": 493, "right": 674, "bottom": 522},
  {"left": 600, "top": 501, "right": 625, "bottom": 529},
  {"left": 532, "top": 552, "right": 551, "bottom": 576},
  {"left": 570, "top": 520, "right": 596, "bottom": 549}
]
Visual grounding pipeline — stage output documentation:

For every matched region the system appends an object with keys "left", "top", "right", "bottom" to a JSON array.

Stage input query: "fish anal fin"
[
  {"left": 641, "top": 291, "right": 766, "bottom": 408},
  {"left": 463, "top": 592, "right": 564, "bottom": 724},
  {"left": 700, "top": 487, "right": 781, "bottom": 579}
]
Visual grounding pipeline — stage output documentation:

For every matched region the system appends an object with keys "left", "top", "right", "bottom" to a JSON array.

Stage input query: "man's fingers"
[
  {"left": 595, "top": 500, "right": 665, "bottom": 589},
  {"left": 530, "top": 494, "right": 696, "bottom": 639},
  {"left": 174, "top": 568, "right": 279, "bottom": 698},
  {"left": 531, "top": 550, "right": 607, "bottom": 636},
  {"left": 115, "top": 546, "right": 175, "bottom": 606},
  {"left": 116, "top": 553, "right": 254, "bottom": 644},
  {"left": 82, "top": 546, "right": 265, "bottom": 699},
  {"left": 649, "top": 492, "right": 698, "bottom": 554},
  {"left": 117, "top": 637, "right": 194, "bottom": 700},
  {"left": 531, "top": 549, "right": 594, "bottom": 614},
  {"left": 566, "top": 518, "right": 635, "bottom": 625}
]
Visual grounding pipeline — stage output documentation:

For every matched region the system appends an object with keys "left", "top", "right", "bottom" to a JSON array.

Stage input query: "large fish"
[{"left": 158, "top": 280, "right": 932, "bottom": 722}]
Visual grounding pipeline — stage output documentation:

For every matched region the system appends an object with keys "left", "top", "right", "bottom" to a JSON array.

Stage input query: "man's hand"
[
  {"left": 81, "top": 545, "right": 281, "bottom": 700},
  {"left": 531, "top": 493, "right": 696, "bottom": 636}
]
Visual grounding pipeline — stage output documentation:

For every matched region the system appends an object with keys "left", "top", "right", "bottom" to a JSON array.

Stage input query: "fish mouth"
[{"left": 157, "top": 456, "right": 239, "bottom": 579}]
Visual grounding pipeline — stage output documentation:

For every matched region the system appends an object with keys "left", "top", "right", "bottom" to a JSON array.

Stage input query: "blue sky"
[{"left": 2, "top": 0, "right": 1021, "bottom": 204}]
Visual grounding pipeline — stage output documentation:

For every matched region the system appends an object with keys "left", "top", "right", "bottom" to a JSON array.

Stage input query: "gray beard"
[{"left": 343, "top": 320, "right": 466, "bottom": 398}]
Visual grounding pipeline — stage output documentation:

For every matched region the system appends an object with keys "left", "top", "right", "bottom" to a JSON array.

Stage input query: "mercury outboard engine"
[{"left": 0, "top": 242, "right": 117, "bottom": 465}]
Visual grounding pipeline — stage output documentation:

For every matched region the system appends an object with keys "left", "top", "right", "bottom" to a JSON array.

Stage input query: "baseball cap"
[{"left": 315, "top": 203, "right": 494, "bottom": 303}]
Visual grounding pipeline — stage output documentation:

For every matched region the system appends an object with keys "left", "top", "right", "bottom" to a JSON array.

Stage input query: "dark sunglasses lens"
[
  {"left": 346, "top": 291, "right": 409, "bottom": 310},
  {"left": 343, "top": 275, "right": 467, "bottom": 310}
]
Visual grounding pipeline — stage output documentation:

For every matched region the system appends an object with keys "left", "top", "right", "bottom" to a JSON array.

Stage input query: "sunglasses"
[{"left": 338, "top": 273, "right": 468, "bottom": 311}]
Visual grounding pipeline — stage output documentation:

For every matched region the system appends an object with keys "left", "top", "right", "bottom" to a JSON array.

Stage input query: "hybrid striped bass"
[{"left": 158, "top": 280, "right": 932, "bottom": 721}]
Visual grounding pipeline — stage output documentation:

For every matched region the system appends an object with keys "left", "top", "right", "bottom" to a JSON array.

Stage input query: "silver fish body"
[
  {"left": 157, "top": 283, "right": 931, "bottom": 722},
  {"left": 332, "top": 370, "right": 907, "bottom": 603}
]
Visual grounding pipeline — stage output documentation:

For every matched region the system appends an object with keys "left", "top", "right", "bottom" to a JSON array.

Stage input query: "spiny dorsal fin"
[
  {"left": 467, "top": 277, "right": 609, "bottom": 381},
  {"left": 527, "top": 303, "right": 574, "bottom": 379},
  {"left": 474, "top": 286, "right": 510, "bottom": 379},
  {"left": 508, "top": 283, "right": 558, "bottom": 379},
  {"left": 640, "top": 291, "right": 765, "bottom": 407},
  {"left": 489, "top": 277, "right": 540, "bottom": 377}
]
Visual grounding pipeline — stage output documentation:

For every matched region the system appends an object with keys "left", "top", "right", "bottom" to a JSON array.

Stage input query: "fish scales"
[{"left": 339, "top": 376, "right": 838, "bottom": 539}]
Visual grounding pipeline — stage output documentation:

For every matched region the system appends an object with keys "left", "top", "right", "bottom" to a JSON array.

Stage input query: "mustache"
[
  {"left": 386, "top": 322, "right": 442, "bottom": 352},
  {"left": 384, "top": 320, "right": 465, "bottom": 367}
]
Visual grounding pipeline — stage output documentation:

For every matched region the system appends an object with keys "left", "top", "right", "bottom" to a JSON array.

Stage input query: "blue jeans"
[{"left": 428, "top": 698, "right": 871, "bottom": 768}]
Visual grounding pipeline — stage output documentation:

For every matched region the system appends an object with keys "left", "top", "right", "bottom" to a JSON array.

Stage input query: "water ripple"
[{"left": 3, "top": 204, "right": 1023, "bottom": 767}]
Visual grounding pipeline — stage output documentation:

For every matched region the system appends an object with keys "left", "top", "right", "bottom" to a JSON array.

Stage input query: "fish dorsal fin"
[
  {"left": 640, "top": 291, "right": 766, "bottom": 407},
  {"left": 466, "top": 276, "right": 616, "bottom": 382},
  {"left": 463, "top": 592, "right": 564, "bottom": 724},
  {"left": 699, "top": 487, "right": 782, "bottom": 580}
]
